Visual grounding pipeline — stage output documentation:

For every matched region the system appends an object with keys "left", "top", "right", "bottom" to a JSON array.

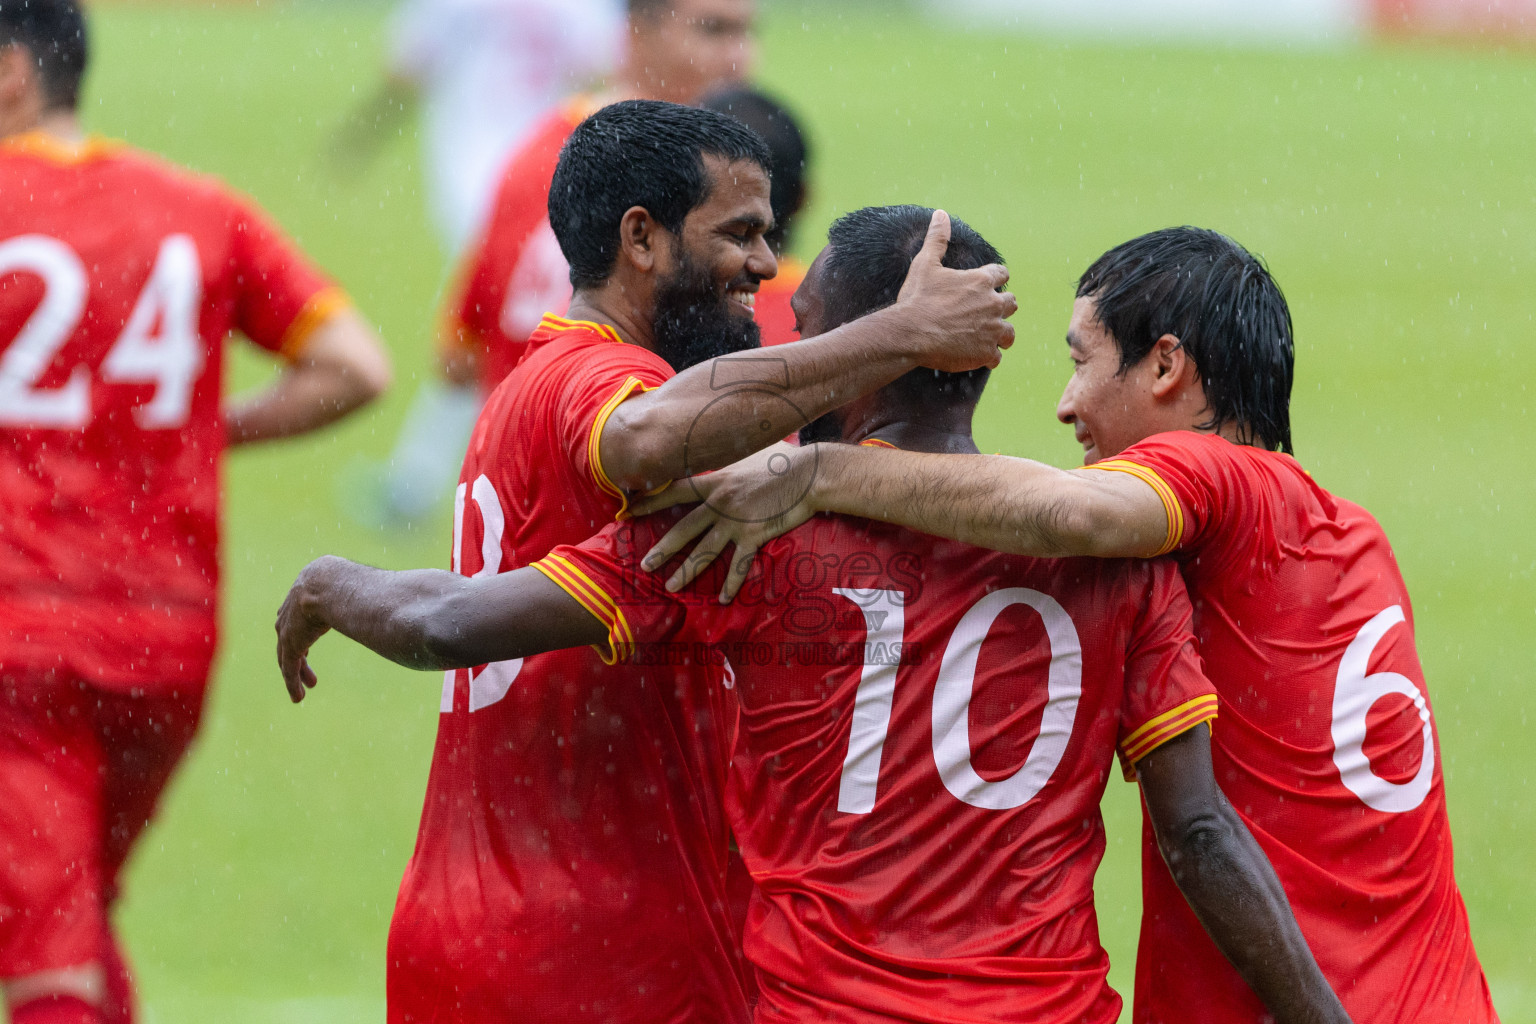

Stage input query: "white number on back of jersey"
[
  {"left": 101, "top": 234, "right": 204, "bottom": 428},
  {"left": 0, "top": 232, "right": 204, "bottom": 429},
  {"left": 933, "top": 588, "right": 1083, "bottom": 810},
  {"left": 1330, "top": 605, "right": 1435, "bottom": 813},
  {"left": 441, "top": 474, "right": 522, "bottom": 714},
  {"left": 832, "top": 589, "right": 906, "bottom": 813},
  {"left": 836, "top": 587, "right": 1084, "bottom": 814},
  {"left": 0, "top": 235, "right": 91, "bottom": 428}
]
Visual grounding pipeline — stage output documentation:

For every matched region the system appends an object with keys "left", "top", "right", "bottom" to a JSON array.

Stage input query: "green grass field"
[{"left": 70, "top": 3, "right": 1536, "bottom": 1020}]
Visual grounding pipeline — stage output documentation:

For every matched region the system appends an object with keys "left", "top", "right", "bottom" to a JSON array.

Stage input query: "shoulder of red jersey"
[
  {"left": 497, "top": 93, "right": 600, "bottom": 185},
  {"left": 520, "top": 312, "right": 668, "bottom": 378},
  {"left": 1093, "top": 430, "right": 1346, "bottom": 565},
  {"left": 1, "top": 132, "right": 233, "bottom": 202}
]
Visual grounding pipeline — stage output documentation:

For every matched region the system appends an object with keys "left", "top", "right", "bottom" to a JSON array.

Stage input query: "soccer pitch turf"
[{"left": 76, "top": 3, "right": 1536, "bottom": 1020}]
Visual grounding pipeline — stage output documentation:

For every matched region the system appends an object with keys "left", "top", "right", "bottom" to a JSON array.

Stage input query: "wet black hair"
[
  {"left": 821, "top": 205, "right": 1003, "bottom": 407},
  {"left": 1077, "top": 227, "right": 1294, "bottom": 453},
  {"left": 700, "top": 86, "right": 809, "bottom": 256},
  {"left": 548, "top": 99, "right": 772, "bottom": 290},
  {"left": 0, "top": 0, "right": 87, "bottom": 110}
]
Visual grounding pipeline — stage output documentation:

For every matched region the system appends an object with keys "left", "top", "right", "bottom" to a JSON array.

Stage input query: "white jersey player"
[{"left": 382, "top": 0, "right": 622, "bottom": 252}]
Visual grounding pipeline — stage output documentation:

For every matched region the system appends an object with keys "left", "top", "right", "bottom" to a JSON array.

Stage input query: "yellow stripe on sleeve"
[
  {"left": 1119, "top": 694, "right": 1220, "bottom": 779},
  {"left": 530, "top": 554, "right": 636, "bottom": 665},
  {"left": 1082, "top": 459, "right": 1186, "bottom": 556},
  {"left": 279, "top": 286, "right": 350, "bottom": 360},
  {"left": 587, "top": 376, "right": 658, "bottom": 516}
]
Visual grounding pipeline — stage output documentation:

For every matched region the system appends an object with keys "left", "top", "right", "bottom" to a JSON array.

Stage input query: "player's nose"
[
  {"left": 747, "top": 237, "right": 777, "bottom": 281},
  {"left": 1056, "top": 387, "right": 1077, "bottom": 425}
]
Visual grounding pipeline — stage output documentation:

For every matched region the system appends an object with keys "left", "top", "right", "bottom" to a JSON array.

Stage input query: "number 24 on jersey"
[{"left": 0, "top": 233, "right": 204, "bottom": 430}]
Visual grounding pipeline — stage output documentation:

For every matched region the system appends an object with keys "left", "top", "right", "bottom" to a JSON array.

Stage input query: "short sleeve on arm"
[
  {"left": 533, "top": 514, "right": 699, "bottom": 665},
  {"left": 1116, "top": 560, "right": 1219, "bottom": 780},
  {"left": 227, "top": 197, "right": 348, "bottom": 360},
  {"left": 1084, "top": 431, "right": 1237, "bottom": 556},
  {"left": 554, "top": 346, "right": 671, "bottom": 512}
]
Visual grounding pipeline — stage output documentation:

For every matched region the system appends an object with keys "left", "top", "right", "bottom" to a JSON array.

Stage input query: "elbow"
[
  {"left": 386, "top": 592, "right": 471, "bottom": 671},
  {"left": 361, "top": 355, "right": 392, "bottom": 403},
  {"left": 351, "top": 338, "right": 393, "bottom": 405},
  {"left": 413, "top": 605, "right": 475, "bottom": 670},
  {"left": 1158, "top": 807, "right": 1233, "bottom": 883},
  {"left": 320, "top": 311, "right": 393, "bottom": 411}
]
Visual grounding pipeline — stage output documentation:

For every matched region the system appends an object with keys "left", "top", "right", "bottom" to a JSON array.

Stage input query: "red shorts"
[{"left": 0, "top": 672, "right": 204, "bottom": 977}]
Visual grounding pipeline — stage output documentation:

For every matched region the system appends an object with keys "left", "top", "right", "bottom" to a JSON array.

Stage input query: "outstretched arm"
[
  {"left": 1135, "top": 725, "right": 1351, "bottom": 1024},
  {"left": 630, "top": 442, "right": 1170, "bottom": 600},
  {"left": 275, "top": 555, "right": 604, "bottom": 702},
  {"left": 595, "top": 211, "right": 1018, "bottom": 492}
]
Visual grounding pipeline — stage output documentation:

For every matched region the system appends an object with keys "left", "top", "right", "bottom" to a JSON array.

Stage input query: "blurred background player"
[
  {"left": 371, "top": 0, "right": 758, "bottom": 524},
  {"left": 334, "top": 0, "right": 623, "bottom": 256},
  {"left": 0, "top": 2, "right": 391, "bottom": 1023},
  {"left": 700, "top": 85, "right": 811, "bottom": 348}
]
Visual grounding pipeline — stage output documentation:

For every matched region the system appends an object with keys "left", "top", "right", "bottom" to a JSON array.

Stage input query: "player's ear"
[
  {"left": 1149, "top": 333, "right": 1189, "bottom": 399},
  {"left": 617, "top": 206, "right": 661, "bottom": 274}
]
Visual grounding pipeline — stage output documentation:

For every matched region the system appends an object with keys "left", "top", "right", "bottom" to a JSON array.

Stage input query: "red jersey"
[
  {"left": 0, "top": 132, "right": 343, "bottom": 691},
  {"left": 538, "top": 486, "right": 1219, "bottom": 1023},
  {"left": 387, "top": 313, "right": 749, "bottom": 1024},
  {"left": 753, "top": 255, "right": 805, "bottom": 348},
  {"left": 1096, "top": 432, "right": 1496, "bottom": 1024},
  {"left": 441, "top": 97, "right": 595, "bottom": 392}
]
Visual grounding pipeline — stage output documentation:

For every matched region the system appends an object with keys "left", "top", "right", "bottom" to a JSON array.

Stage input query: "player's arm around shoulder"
[
  {"left": 629, "top": 447, "right": 1176, "bottom": 600},
  {"left": 227, "top": 305, "right": 392, "bottom": 446},
  {"left": 275, "top": 556, "right": 604, "bottom": 702},
  {"left": 1135, "top": 727, "right": 1352, "bottom": 1024}
]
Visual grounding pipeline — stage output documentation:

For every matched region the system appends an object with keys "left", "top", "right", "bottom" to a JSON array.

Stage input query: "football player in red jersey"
[
  {"left": 441, "top": 0, "right": 758, "bottom": 391},
  {"left": 282, "top": 104, "right": 1013, "bottom": 1024},
  {"left": 701, "top": 85, "right": 812, "bottom": 349},
  {"left": 636, "top": 226, "right": 1499, "bottom": 1023},
  {"left": 0, "top": 3, "right": 391, "bottom": 1024},
  {"left": 276, "top": 206, "right": 1349, "bottom": 1024},
  {"left": 378, "top": 0, "right": 758, "bottom": 522}
]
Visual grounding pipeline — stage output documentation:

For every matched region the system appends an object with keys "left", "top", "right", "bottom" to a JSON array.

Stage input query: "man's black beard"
[{"left": 652, "top": 248, "right": 762, "bottom": 373}]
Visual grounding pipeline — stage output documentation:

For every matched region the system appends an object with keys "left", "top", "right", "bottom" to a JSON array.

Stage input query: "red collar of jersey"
[
  {"left": 532, "top": 312, "right": 626, "bottom": 347},
  {"left": 860, "top": 437, "right": 899, "bottom": 449},
  {"left": 0, "top": 130, "right": 118, "bottom": 164}
]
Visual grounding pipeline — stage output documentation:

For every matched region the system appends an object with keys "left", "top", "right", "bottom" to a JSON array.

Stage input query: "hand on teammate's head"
[{"left": 894, "top": 210, "right": 1017, "bottom": 374}]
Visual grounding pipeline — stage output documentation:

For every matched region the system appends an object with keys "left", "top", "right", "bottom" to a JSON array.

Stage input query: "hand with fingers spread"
[
  {"left": 633, "top": 442, "right": 819, "bottom": 602},
  {"left": 893, "top": 209, "right": 1017, "bottom": 373},
  {"left": 275, "top": 558, "right": 337, "bottom": 702}
]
